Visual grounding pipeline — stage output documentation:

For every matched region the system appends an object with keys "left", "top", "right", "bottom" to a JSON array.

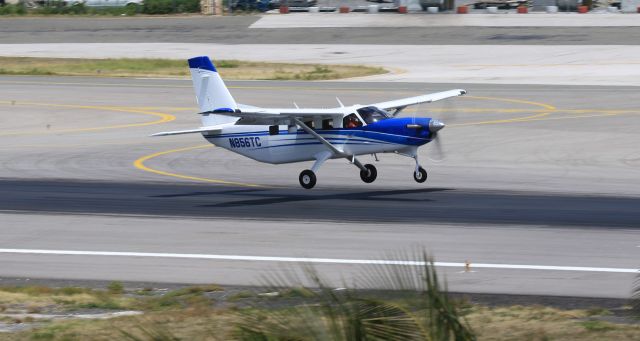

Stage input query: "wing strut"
[{"left": 292, "top": 118, "right": 367, "bottom": 172}]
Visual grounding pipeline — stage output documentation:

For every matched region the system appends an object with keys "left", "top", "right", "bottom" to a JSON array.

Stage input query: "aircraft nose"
[{"left": 428, "top": 119, "right": 445, "bottom": 133}]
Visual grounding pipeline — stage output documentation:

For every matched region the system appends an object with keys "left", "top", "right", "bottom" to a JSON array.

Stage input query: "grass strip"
[
  {"left": 0, "top": 284, "right": 639, "bottom": 340},
  {"left": 0, "top": 57, "right": 387, "bottom": 80}
]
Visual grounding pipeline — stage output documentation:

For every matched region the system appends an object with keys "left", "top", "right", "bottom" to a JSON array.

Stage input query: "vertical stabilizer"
[{"left": 188, "top": 56, "right": 238, "bottom": 126}]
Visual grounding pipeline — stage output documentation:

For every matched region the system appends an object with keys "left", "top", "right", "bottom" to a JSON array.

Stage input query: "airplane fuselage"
[{"left": 203, "top": 117, "right": 434, "bottom": 164}]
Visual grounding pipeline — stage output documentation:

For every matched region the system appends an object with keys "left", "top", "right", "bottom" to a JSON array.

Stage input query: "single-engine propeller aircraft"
[{"left": 153, "top": 56, "right": 466, "bottom": 189}]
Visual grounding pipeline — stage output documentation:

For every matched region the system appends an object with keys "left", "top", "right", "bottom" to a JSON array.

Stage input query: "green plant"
[
  {"left": 108, "top": 281, "right": 124, "bottom": 295},
  {"left": 119, "top": 322, "right": 182, "bottom": 341},
  {"left": 580, "top": 320, "right": 615, "bottom": 332},
  {"left": 142, "top": 0, "right": 199, "bottom": 14},
  {"left": 218, "top": 60, "right": 241, "bottom": 68},
  {"left": 229, "top": 291, "right": 255, "bottom": 301},
  {"left": 632, "top": 272, "right": 640, "bottom": 317},
  {"left": 233, "top": 252, "right": 476, "bottom": 341},
  {"left": 0, "top": 3, "right": 28, "bottom": 15},
  {"left": 124, "top": 3, "right": 139, "bottom": 15}
]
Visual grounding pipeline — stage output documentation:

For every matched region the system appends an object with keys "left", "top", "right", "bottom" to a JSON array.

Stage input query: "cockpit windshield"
[{"left": 357, "top": 106, "right": 390, "bottom": 124}]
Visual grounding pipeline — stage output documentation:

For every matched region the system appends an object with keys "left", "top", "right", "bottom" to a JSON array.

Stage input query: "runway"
[
  {"left": 1, "top": 76, "right": 639, "bottom": 298},
  {"left": 3, "top": 179, "right": 640, "bottom": 227}
]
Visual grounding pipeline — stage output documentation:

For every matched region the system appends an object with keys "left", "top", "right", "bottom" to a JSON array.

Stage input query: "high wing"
[
  {"left": 203, "top": 89, "right": 466, "bottom": 126},
  {"left": 205, "top": 108, "right": 347, "bottom": 126},
  {"left": 369, "top": 89, "right": 467, "bottom": 113}
]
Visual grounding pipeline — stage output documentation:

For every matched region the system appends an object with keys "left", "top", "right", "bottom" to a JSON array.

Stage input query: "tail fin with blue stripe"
[{"left": 188, "top": 56, "right": 238, "bottom": 126}]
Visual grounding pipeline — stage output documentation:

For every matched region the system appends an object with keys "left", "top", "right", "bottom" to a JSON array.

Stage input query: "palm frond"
[{"left": 233, "top": 249, "right": 476, "bottom": 341}]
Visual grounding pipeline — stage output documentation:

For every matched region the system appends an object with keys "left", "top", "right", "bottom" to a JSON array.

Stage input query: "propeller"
[
  {"left": 428, "top": 119, "right": 446, "bottom": 162},
  {"left": 405, "top": 89, "right": 462, "bottom": 161}
]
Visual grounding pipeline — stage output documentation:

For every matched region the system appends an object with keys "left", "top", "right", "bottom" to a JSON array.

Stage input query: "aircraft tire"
[
  {"left": 414, "top": 166, "right": 428, "bottom": 183},
  {"left": 360, "top": 164, "right": 377, "bottom": 183},
  {"left": 299, "top": 169, "right": 317, "bottom": 189}
]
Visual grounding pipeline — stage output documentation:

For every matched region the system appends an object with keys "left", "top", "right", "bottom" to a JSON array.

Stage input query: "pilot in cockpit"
[{"left": 344, "top": 114, "right": 362, "bottom": 129}]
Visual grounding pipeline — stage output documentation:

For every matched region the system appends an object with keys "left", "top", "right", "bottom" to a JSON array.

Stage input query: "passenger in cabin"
[{"left": 344, "top": 114, "right": 362, "bottom": 129}]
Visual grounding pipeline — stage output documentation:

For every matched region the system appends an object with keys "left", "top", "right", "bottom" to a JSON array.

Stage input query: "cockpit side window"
[
  {"left": 343, "top": 113, "right": 363, "bottom": 129},
  {"left": 357, "top": 106, "right": 390, "bottom": 124}
]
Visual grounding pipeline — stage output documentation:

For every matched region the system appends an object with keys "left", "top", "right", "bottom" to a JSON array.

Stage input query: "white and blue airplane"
[{"left": 153, "top": 56, "right": 466, "bottom": 189}]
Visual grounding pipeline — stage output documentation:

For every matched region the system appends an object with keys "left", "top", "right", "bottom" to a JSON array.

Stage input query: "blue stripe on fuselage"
[{"left": 211, "top": 129, "right": 429, "bottom": 146}]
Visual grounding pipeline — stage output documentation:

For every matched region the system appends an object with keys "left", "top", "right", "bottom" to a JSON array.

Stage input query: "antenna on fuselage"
[
  {"left": 336, "top": 97, "right": 344, "bottom": 108},
  {"left": 294, "top": 102, "right": 299, "bottom": 109}
]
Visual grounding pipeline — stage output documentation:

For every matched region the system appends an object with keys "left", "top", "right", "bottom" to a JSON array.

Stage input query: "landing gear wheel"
[
  {"left": 299, "top": 169, "right": 316, "bottom": 189},
  {"left": 359, "top": 164, "right": 377, "bottom": 183},
  {"left": 414, "top": 167, "right": 427, "bottom": 183}
]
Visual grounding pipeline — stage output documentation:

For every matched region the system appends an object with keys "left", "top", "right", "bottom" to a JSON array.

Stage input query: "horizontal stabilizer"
[{"left": 151, "top": 123, "right": 233, "bottom": 137}]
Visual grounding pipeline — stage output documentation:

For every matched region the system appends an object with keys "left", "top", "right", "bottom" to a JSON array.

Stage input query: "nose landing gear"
[
  {"left": 412, "top": 154, "right": 428, "bottom": 183},
  {"left": 395, "top": 148, "right": 429, "bottom": 184},
  {"left": 413, "top": 166, "right": 427, "bottom": 183}
]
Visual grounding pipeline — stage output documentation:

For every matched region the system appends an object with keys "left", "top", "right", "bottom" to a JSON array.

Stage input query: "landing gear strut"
[
  {"left": 360, "top": 164, "right": 377, "bottom": 183},
  {"left": 412, "top": 153, "right": 428, "bottom": 183},
  {"left": 396, "top": 148, "right": 429, "bottom": 184}
]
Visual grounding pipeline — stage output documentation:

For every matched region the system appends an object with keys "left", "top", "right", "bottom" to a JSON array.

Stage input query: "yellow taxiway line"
[
  {"left": 132, "top": 144, "right": 265, "bottom": 188},
  {"left": 0, "top": 101, "right": 175, "bottom": 137}
]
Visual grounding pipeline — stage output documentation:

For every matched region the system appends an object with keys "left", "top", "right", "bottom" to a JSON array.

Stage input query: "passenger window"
[
  {"left": 269, "top": 125, "right": 279, "bottom": 135},
  {"left": 343, "top": 114, "right": 362, "bottom": 129},
  {"left": 322, "top": 119, "right": 333, "bottom": 129}
]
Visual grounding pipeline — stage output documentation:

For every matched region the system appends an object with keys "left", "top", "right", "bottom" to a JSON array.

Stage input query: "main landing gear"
[
  {"left": 297, "top": 147, "right": 431, "bottom": 189},
  {"left": 360, "top": 164, "right": 377, "bottom": 183},
  {"left": 299, "top": 162, "right": 378, "bottom": 189},
  {"left": 299, "top": 169, "right": 317, "bottom": 189}
]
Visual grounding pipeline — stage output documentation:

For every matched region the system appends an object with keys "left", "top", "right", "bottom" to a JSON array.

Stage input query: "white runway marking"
[{"left": 0, "top": 249, "right": 636, "bottom": 274}]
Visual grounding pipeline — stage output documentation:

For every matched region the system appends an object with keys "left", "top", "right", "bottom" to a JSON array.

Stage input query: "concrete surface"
[
  {"left": 1, "top": 77, "right": 639, "bottom": 298},
  {"left": 3, "top": 43, "right": 640, "bottom": 85},
  {"left": 0, "top": 213, "right": 637, "bottom": 298}
]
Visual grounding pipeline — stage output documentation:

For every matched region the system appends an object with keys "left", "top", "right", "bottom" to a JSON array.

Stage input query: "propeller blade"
[{"left": 431, "top": 132, "right": 445, "bottom": 161}]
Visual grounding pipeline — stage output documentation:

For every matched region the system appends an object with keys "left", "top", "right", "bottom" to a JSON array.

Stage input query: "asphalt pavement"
[{"left": 2, "top": 179, "right": 640, "bottom": 227}]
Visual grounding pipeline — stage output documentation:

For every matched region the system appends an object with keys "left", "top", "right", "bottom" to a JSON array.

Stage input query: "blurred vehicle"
[
  {"left": 231, "top": 0, "right": 270, "bottom": 10},
  {"left": 268, "top": 0, "right": 316, "bottom": 8},
  {"left": 82, "top": 0, "right": 142, "bottom": 7},
  {"left": 419, "top": 0, "right": 454, "bottom": 10},
  {"left": 60, "top": 0, "right": 142, "bottom": 7},
  {"left": 472, "top": 0, "right": 528, "bottom": 8}
]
